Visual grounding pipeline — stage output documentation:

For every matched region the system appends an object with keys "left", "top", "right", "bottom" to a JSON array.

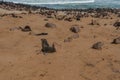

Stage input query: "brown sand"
[{"left": 0, "top": 8, "right": 120, "bottom": 80}]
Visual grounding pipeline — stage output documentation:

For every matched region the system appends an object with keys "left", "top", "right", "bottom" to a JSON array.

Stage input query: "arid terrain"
[{"left": 0, "top": 2, "right": 120, "bottom": 80}]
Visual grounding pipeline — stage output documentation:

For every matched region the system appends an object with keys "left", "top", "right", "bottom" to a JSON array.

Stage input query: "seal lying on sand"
[{"left": 19, "top": 25, "right": 32, "bottom": 32}]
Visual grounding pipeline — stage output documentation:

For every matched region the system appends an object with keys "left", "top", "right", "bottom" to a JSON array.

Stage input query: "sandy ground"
[
  {"left": 0, "top": 8, "right": 26, "bottom": 14},
  {"left": 0, "top": 8, "right": 120, "bottom": 80}
]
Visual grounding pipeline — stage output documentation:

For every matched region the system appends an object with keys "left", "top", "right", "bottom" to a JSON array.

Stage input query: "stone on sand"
[
  {"left": 70, "top": 25, "right": 80, "bottom": 33},
  {"left": 89, "top": 20, "right": 100, "bottom": 26},
  {"left": 64, "top": 17, "right": 72, "bottom": 22},
  {"left": 92, "top": 42, "right": 104, "bottom": 50},
  {"left": 112, "top": 37, "right": 120, "bottom": 44},
  {"left": 76, "top": 15, "right": 81, "bottom": 21},
  {"left": 55, "top": 11, "right": 66, "bottom": 20},
  {"left": 71, "top": 34, "right": 79, "bottom": 39},
  {"left": 45, "top": 23, "right": 56, "bottom": 28},
  {"left": 64, "top": 34, "right": 79, "bottom": 43},
  {"left": 113, "top": 21, "right": 120, "bottom": 30},
  {"left": 64, "top": 37, "right": 73, "bottom": 43}
]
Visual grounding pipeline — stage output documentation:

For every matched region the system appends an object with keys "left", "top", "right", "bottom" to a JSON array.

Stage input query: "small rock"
[
  {"left": 64, "top": 37, "right": 73, "bottom": 43},
  {"left": 70, "top": 25, "right": 80, "bottom": 33},
  {"left": 44, "top": 19, "right": 48, "bottom": 21},
  {"left": 71, "top": 34, "right": 79, "bottom": 39},
  {"left": 55, "top": 11, "right": 66, "bottom": 20},
  {"left": 47, "top": 15, "right": 53, "bottom": 18},
  {"left": 45, "top": 23, "right": 56, "bottom": 28},
  {"left": 92, "top": 42, "right": 104, "bottom": 50},
  {"left": 64, "top": 17, "right": 72, "bottom": 22},
  {"left": 112, "top": 37, "right": 120, "bottom": 44},
  {"left": 104, "top": 23, "right": 107, "bottom": 26},
  {"left": 89, "top": 20, "right": 100, "bottom": 26},
  {"left": 76, "top": 15, "right": 81, "bottom": 21},
  {"left": 64, "top": 34, "right": 79, "bottom": 43},
  {"left": 113, "top": 21, "right": 120, "bottom": 30},
  {"left": 118, "top": 14, "right": 120, "bottom": 17},
  {"left": 11, "top": 14, "right": 22, "bottom": 18}
]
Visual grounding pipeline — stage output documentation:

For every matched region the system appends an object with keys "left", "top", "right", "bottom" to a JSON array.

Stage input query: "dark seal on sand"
[
  {"left": 19, "top": 25, "right": 32, "bottom": 32},
  {"left": 92, "top": 42, "right": 104, "bottom": 50},
  {"left": 41, "top": 39, "right": 56, "bottom": 54}
]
